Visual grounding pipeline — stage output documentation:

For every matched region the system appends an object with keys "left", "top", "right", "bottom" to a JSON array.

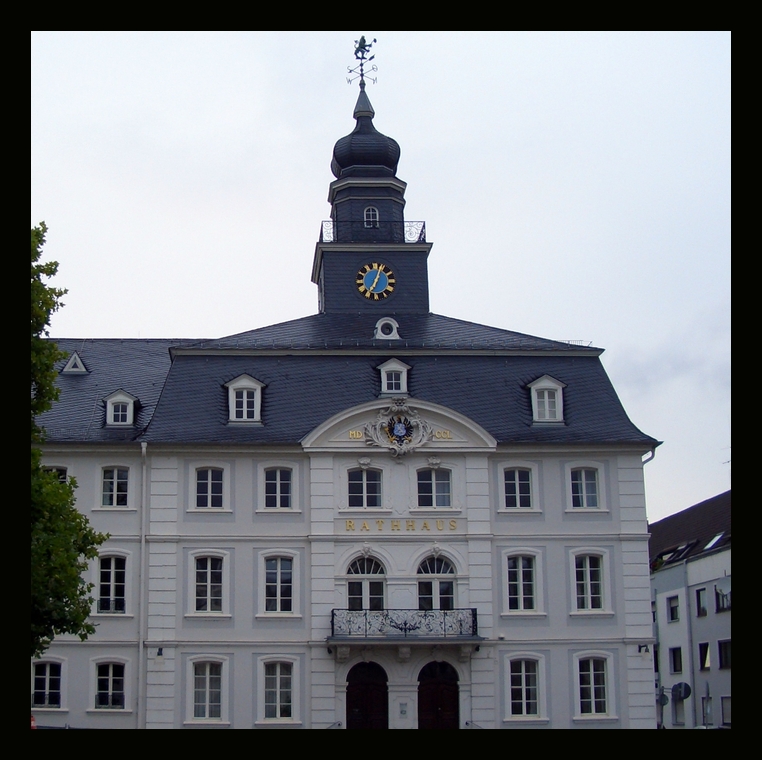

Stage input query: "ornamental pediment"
[{"left": 301, "top": 398, "right": 496, "bottom": 453}]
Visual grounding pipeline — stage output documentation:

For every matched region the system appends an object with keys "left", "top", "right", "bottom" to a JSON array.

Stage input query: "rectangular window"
[
  {"left": 698, "top": 642, "right": 710, "bottom": 671},
  {"left": 265, "top": 469, "right": 292, "bottom": 509},
  {"left": 536, "top": 389, "right": 557, "bottom": 420},
  {"left": 112, "top": 403, "right": 128, "bottom": 424},
  {"left": 234, "top": 389, "right": 256, "bottom": 420},
  {"left": 667, "top": 595, "right": 679, "bottom": 622},
  {"left": 265, "top": 557, "right": 293, "bottom": 612},
  {"left": 348, "top": 580, "right": 385, "bottom": 611},
  {"left": 32, "top": 662, "right": 61, "bottom": 707},
  {"left": 575, "top": 555, "right": 602, "bottom": 610},
  {"left": 264, "top": 662, "right": 292, "bottom": 719},
  {"left": 510, "top": 659, "right": 538, "bottom": 716},
  {"left": 507, "top": 556, "right": 535, "bottom": 611},
  {"left": 194, "top": 662, "right": 222, "bottom": 719},
  {"left": 669, "top": 647, "right": 683, "bottom": 674},
  {"left": 44, "top": 467, "right": 68, "bottom": 483},
  {"left": 718, "top": 640, "right": 731, "bottom": 669},
  {"left": 571, "top": 468, "right": 598, "bottom": 508},
  {"left": 96, "top": 663, "right": 125, "bottom": 709},
  {"left": 715, "top": 586, "right": 731, "bottom": 612},
  {"left": 504, "top": 468, "right": 531, "bottom": 509},
  {"left": 98, "top": 556, "right": 126, "bottom": 613},
  {"left": 696, "top": 587, "right": 707, "bottom": 617},
  {"left": 195, "top": 557, "right": 223, "bottom": 612},
  {"left": 578, "top": 658, "right": 607, "bottom": 715},
  {"left": 702, "top": 696, "right": 713, "bottom": 726},
  {"left": 721, "top": 696, "right": 731, "bottom": 726},
  {"left": 348, "top": 469, "right": 382, "bottom": 508},
  {"left": 417, "top": 469, "right": 451, "bottom": 507},
  {"left": 102, "top": 468, "right": 128, "bottom": 507},
  {"left": 196, "top": 468, "right": 223, "bottom": 508},
  {"left": 385, "top": 371, "right": 401, "bottom": 391}
]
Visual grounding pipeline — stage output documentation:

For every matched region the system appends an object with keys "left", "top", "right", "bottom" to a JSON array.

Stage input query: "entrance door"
[
  {"left": 418, "top": 661, "right": 459, "bottom": 729},
  {"left": 346, "top": 662, "right": 388, "bottom": 729}
]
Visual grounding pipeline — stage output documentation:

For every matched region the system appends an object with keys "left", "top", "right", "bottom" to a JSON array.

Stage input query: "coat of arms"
[{"left": 364, "top": 399, "right": 433, "bottom": 456}]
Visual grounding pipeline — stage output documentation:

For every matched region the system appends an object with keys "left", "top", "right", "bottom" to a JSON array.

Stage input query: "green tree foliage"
[{"left": 31, "top": 223, "right": 107, "bottom": 657}]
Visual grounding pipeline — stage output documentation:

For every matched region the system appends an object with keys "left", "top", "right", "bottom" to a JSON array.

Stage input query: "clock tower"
[{"left": 312, "top": 78, "right": 432, "bottom": 314}]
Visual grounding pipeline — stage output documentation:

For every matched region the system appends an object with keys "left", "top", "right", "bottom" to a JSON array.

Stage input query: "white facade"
[{"left": 34, "top": 397, "right": 656, "bottom": 728}]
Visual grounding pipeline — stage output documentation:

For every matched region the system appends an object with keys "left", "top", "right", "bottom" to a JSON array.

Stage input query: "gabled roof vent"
[{"left": 62, "top": 351, "right": 88, "bottom": 374}]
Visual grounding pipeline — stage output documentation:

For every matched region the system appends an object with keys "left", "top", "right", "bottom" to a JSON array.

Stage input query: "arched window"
[
  {"left": 347, "top": 557, "right": 385, "bottom": 610},
  {"left": 364, "top": 206, "right": 379, "bottom": 228},
  {"left": 98, "top": 555, "right": 127, "bottom": 613},
  {"left": 417, "top": 556, "right": 455, "bottom": 610}
]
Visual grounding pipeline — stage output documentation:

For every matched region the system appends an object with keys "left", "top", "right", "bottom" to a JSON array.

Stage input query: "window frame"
[
  {"left": 698, "top": 642, "right": 710, "bottom": 671},
  {"left": 573, "top": 651, "right": 616, "bottom": 720},
  {"left": 345, "top": 466, "right": 384, "bottom": 510},
  {"left": 565, "top": 461, "right": 607, "bottom": 511},
  {"left": 718, "top": 639, "right": 731, "bottom": 669},
  {"left": 504, "top": 653, "right": 547, "bottom": 722},
  {"left": 100, "top": 466, "right": 131, "bottom": 509},
  {"left": 31, "top": 658, "right": 66, "bottom": 711},
  {"left": 260, "top": 464, "right": 297, "bottom": 511},
  {"left": 416, "top": 467, "right": 452, "bottom": 509},
  {"left": 224, "top": 374, "right": 265, "bottom": 424},
  {"left": 89, "top": 657, "right": 130, "bottom": 713},
  {"left": 669, "top": 646, "right": 683, "bottom": 674},
  {"left": 187, "top": 550, "right": 231, "bottom": 618},
  {"left": 417, "top": 555, "right": 456, "bottom": 611},
  {"left": 667, "top": 595, "right": 679, "bottom": 622},
  {"left": 256, "top": 656, "right": 300, "bottom": 725},
  {"left": 95, "top": 551, "right": 130, "bottom": 616},
  {"left": 527, "top": 375, "right": 566, "bottom": 424},
  {"left": 185, "top": 656, "right": 229, "bottom": 725},
  {"left": 346, "top": 556, "right": 386, "bottom": 611},
  {"left": 569, "top": 549, "right": 612, "bottom": 616},
  {"left": 257, "top": 550, "right": 300, "bottom": 618},
  {"left": 363, "top": 206, "right": 380, "bottom": 228},
  {"left": 502, "top": 548, "right": 545, "bottom": 616},
  {"left": 187, "top": 461, "right": 231, "bottom": 513}
]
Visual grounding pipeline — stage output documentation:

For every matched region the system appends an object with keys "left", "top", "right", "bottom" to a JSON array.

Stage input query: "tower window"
[{"left": 364, "top": 206, "right": 379, "bottom": 228}]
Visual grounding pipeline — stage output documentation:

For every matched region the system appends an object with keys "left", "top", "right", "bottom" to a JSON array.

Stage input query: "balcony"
[
  {"left": 320, "top": 221, "right": 426, "bottom": 244},
  {"left": 330, "top": 608, "right": 478, "bottom": 640}
]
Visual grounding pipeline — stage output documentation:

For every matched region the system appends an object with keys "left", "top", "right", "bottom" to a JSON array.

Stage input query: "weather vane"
[{"left": 347, "top": 35, "right": 378, "bottom": 86}]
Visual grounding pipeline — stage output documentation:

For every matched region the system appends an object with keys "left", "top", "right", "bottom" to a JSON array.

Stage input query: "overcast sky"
[{"left": 31, "top": 31, "right": 730, "bottom": 522}]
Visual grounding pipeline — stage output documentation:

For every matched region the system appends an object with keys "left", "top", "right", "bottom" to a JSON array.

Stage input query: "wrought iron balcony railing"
[
  {"left": 320, "top": 221, "right": 426, "bottom": 244},
  {"left": 330, "top": 608, "right": 478, "bottom": 639}
]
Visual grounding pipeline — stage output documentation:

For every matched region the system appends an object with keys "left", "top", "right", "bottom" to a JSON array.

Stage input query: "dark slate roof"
[
  {"left": 181, "top": 313, "right": 597, "bottom": 353},
  {"left": 648, "top": 491, "right": 731, "bottom": 568},
  {"left": 144, "top": 352, "right": 655, "bottom": 446},
  {"left": 38, "top": 321, "right": 658, "bottom": 448},
  {"left": 37, "top": 339, "right": 193, "bottom": 443}
]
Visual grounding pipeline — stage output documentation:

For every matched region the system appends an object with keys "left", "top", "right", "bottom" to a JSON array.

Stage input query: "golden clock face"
[{"left": 356, "top": 262, "right": 395, "bottom": 300}]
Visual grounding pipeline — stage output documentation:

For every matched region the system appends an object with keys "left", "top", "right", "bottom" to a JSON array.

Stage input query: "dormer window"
[
  {"left": 527, "top": 375, "right": 566, "bottom": 424},
  {"left": 376, "top": 358, "right": 410, "bottom": 397},
  {"left": 104, "top": 390, "right": 137, "bottom": 427},
  {"left": 224, "top": 374, "right": 265, "bottom": 423},
  {"left": 364, "top": 206, "right": 379, "bottom": 228}
]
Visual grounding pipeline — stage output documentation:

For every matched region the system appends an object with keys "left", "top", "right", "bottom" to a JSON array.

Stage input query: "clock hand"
[{"left": 369, "top": 269, "right": 382, "bottom": 292}]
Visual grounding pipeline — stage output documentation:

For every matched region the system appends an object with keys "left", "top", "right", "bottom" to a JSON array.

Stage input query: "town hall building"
[{"left": 32, "top": 63, "right": 659, "bottom": 729}]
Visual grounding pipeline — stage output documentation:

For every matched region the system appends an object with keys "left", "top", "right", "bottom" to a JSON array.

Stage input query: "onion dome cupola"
[
  {"left": 330, "top": 81, "right": 401, "bottom": 179},
  {"left": 312, "top": 37, "right": 432, "bottom": 317}
]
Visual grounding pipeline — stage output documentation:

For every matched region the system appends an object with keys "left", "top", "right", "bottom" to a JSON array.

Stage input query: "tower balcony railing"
[
  {"left": 320, "top": 220, "right": 426, "bottom": 244},
  {"left": 330, "top": 608, "right": 478, "bottom": 639}
]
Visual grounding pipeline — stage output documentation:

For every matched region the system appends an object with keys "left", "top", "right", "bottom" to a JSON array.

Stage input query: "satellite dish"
[
  {"left": 658, "top": 692, "right": 669, "bottom": 706},
  {"left": 672, "top": 682, "right": 692, "bottom": 701}
]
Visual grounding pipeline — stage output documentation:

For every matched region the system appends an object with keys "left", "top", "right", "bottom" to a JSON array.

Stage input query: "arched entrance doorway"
[
  {"left": 418, "top": 661, "right": 459, "bottom": 729},
  {"left": 346, "top": 662, "right": 388, "bottom": 729}
]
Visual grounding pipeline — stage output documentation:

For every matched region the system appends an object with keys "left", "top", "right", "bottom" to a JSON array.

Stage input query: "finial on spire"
[{"left": 347, "top": 35, "right": 378, "bottom": 87}]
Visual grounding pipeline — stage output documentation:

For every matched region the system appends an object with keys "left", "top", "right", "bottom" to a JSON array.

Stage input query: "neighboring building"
[
  {"left": 649, "top": 491, "right": 731, "bottom": 729},
  {"left": 32, "top": 77, "right": 659, "bottom": 729}
]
